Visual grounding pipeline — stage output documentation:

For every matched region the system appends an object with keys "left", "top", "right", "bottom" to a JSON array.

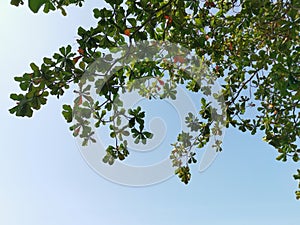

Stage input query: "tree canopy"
[{"left": 9, "top": 0, "right": 300, "bottom": 199}]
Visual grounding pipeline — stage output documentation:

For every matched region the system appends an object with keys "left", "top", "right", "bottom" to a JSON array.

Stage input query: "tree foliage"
[{"left": 9, "top": 0, "right": 300, "bottom": 199}]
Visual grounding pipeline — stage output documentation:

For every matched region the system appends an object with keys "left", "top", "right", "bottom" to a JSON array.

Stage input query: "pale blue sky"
[{"left": 0, "top": 1, "right": 299, "bottom": 225}]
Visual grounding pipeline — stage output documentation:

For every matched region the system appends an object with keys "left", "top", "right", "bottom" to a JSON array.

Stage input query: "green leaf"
[
  {"left": 43, "top": 57, "right": 53, "bottom": 65},
  {"left": 10, "top": 0, "right": 24, "bottom": 6},
  {"left": 10, "top": 93, "right": 21, "bottom": 100},
  {"left": 128, "top": 18, "right": 137, "bottom": 27},
  {"left": 29, "top": 0, "right": 47, "bottom": 13},
  {"left": 30, "top": 63, "right": 39, "bottom": 72},
  {"left": 62, "top": 104, "right": 73, "bottom": 123},
  {"left": 60, "top": 7, "right": 67, "bottom": 16}
]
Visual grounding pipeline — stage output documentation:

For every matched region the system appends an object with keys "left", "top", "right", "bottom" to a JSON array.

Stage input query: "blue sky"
[{"left": 0, "top": 1, "right": 299, "bottom": 225}]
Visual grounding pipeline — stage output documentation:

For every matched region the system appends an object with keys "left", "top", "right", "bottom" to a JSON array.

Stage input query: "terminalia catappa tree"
[{"left": 10, "top": 0, "right": 299, "bottom": 198}]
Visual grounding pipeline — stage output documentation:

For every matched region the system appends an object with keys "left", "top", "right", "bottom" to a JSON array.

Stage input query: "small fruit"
[
  {"left": 174, "top": 55, "right": 185, "bottom": 63},
  {"left": 124, "top": 29, "right": 131, "bottom": 36},
  {"left": 205, "top": 1, "right": 216, "bottom": 8},
  {"left": 229, "top": 42, "right": 233, "bottom": 51},
  {"left": 72, "top": 56, "right": 82, "bottom": 64},
  {"left": 77, "top": 95, "right": 83, "bottom": 105},
  {"left": 78, "top": 48, "right": 84, "bottom": 55},
  {"left": 157, "top": 79, "right": 165, "bottom": 86},
  {"left": 204, "top": 0, "right": 216, "bottom": 8},
  {"left": 74, "top": 127, "right": 81, "bottom": 136},
  {"left": 164, "top": 15, "right": 173, "bottom": 24}
]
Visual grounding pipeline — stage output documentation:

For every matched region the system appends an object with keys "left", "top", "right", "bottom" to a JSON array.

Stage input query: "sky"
[{"left": 0, "top": 1, "right": 299, "bottom": 225}]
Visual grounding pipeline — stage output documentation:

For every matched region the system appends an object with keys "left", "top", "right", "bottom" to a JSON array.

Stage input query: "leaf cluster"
[{"left": 9, "top": 0, "right": 300, "bottom": 199}]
